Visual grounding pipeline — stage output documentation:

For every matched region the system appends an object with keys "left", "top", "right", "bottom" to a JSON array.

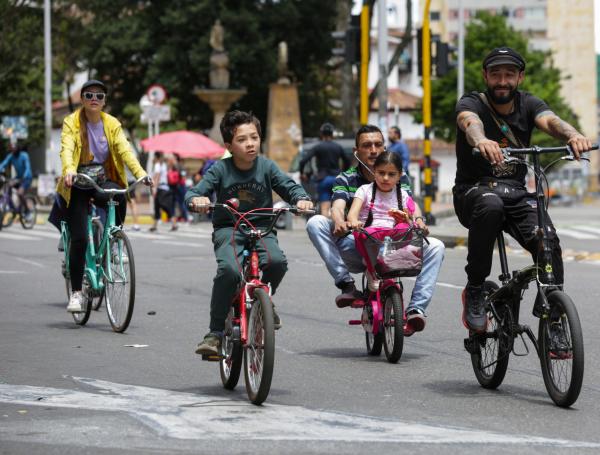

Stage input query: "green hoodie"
[{"left": 185, "top": 156, "right": 309, "bottom": 229}]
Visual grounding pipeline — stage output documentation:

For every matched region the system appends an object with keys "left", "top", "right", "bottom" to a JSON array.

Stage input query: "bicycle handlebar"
[
  {"left": 74, "top": 173, "right": 149, "bottom": 195},
  {"left": 188, "top": 201, "right": 315, "bottom": 238},
  {"left": 472, "top": 143, "right": 599, "bottom": 158}
]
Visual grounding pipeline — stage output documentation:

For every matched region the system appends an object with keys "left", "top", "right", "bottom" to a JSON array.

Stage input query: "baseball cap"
[
  {"left": 319, "top": 122, "right": 335, "bottom": 136},
  {"left": 80, "top": 79, "right": 107, "bottom": 95},
  {"left": 482, "top": 47, "right": 526, "bottom": 71}
]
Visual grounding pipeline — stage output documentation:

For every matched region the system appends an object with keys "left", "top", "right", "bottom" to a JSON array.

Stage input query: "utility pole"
[
  {"left": 377, "top": 0, "right": 388, "bottom": 135},
  {"left": 457, "top": 0, "right": 465, "bottom": 100},
  {"left": 421, "top": 0, "right": 435, "bottom": 225},
  {"left": 44, "top": 0, "right": 52, "bottom": 170},
  {"left": 359, "top": 3, "right": 370, "bottom": 125}
]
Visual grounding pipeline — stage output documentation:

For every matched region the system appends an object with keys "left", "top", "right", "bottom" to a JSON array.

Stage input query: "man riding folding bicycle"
[{"left": 453, "top": 47, "right": 594, "bottom": 333}]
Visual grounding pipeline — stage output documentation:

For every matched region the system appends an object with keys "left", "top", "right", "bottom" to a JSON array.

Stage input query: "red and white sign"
[{"left": 146, "top": 84, "right": 168, "bottom": 104}]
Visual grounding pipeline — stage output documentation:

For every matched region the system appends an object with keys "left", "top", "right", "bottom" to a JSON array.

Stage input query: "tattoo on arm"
[
  {"left": 545, "top": 114, "right": 581, "bottom": 141},
  {"left": 458, "top": 112, "right": 486, "bottom": 146}
]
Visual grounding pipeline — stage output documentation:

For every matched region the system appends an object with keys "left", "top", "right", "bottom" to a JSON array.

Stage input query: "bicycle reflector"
[{"left": 226, "top": 198, "right": 240, "bottom": 209}]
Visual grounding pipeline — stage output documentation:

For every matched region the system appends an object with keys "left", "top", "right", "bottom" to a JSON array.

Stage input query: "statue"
[
  {"left": 209, "top": 20, "right": 229, "bottom": 89},
  {"left": 277, "top": 41, "right": 291, "bottom": 84},
  {"left": 209, "top": 19, "right": 225, "bottom": 52}
]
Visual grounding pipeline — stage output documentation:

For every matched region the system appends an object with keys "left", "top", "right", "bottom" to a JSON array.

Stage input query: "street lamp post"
[{"left": 44, "top": 0, "right": 52, "bottom": 168}]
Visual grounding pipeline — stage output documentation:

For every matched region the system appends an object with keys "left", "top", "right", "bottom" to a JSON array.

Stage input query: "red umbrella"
[{"left": 140, "top": 130, "right": 225, "bottom": 159}]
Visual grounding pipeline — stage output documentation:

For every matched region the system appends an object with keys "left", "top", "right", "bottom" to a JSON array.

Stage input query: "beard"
[{"left": 486, "top": 85, "right": 518, "bottom": 105}]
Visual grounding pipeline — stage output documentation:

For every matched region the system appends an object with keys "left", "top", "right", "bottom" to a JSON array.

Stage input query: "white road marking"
[
  {"left": 556, "top": 228, "right": 598, "bottom": 240},
  {"left": 152, "top": 240, "right": 204, "bottom": 248},
  {"left": 574, "top": 226, "right": 600, "bottom": 235},
  {"left": 0, "top": 232, "right": 39, "bottom": 241},
  {"left": 0, "top": 270, "right": 26, "bottom": 274},
  {"left": 0, "top": 377, "right": 598, "bottom": 447},
  {"left": 15, "top": 257, "right": 44, "bottom": 268},
  {"left": 437, "top": 282, "right": 464, "bottom": 290}
]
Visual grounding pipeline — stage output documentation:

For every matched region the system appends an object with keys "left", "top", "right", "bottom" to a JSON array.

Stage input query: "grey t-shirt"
[{"left": 88, "top": 120, "right": 109, "bottom": 164}]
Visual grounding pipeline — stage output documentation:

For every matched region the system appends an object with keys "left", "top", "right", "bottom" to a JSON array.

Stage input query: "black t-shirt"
[
  {"left": 299, "top": 140, "right": 350, "bottom": 179},
  {"left": 454, "top": 90, "right": 550, "bottom": 185}
]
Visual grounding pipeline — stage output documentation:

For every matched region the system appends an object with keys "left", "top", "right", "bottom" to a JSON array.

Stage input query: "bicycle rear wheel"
[
  {"left": 363, "top": 302, "right": 383, "bottom": 356},
  {"left": 470, "top": 281, "right": 510, "bottom": 389},
  {"left": 91, "top": 219, "right": 104, "bottom": 311},
  {"left": 244, "top": 288, "right": 275, "bottom": 405},
  {"left": 220, "top": 307, "right": 243, "bottom": 390},
  {"left": 19, "top": 195, "right": 37, "bottom": 229},
  {"left": 539, "top": 291, "right": 584, "bottom": 407},
  {"left": 104, "top": 230, "right": 135, "bottom": 333},
  {"left": 383, "top": 286, "right": 404, "bottom": 363}
]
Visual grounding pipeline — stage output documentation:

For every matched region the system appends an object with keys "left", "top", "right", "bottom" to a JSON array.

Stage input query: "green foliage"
[{"left": 420, "top": 12, "right": 580, "bottom": 150}]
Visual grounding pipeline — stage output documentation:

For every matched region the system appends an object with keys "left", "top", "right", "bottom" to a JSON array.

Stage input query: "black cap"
[
  {"left": 319, "top": 122, "right": 335, "bottom": 136},
  {"left": 80, "top": 79, "right": 107, "bottom": 95},
  {"left": 482, "top": 47, "right": 526, "bottom": 71}
]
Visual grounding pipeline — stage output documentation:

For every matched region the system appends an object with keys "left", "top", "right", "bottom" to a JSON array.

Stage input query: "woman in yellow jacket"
[{"left": 58, "top": 79, "right": 152, "bottom": 313}]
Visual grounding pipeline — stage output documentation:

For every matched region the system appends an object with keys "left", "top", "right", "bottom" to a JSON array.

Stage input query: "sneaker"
[
  {"left": 366, "top": 270, "right": 380, "bottom": 292},
  {"left": 195, "top": 332, "right": 222, "bottom": 356},
  {"left": 548, "top": 321, "right": 571, "bottom": 359},
  {"left": 67, "top": 291, "right": 86, "bottom": 313},
  {"left": 273, "top": 305, "right": 282, "bottom": 330},
  {"left": 461, "top": 283, "right": 488, "bottom": 333},
  {"left": 132, "top": 224, "right": 141, "bottom": 232},
  {"left": 406, "top": 309, "right": 426, "bottom": 333},
  {"left": 170, "top": 225, "right": 178, "bottom": 232},
  {"left": 149, "top": 226, "right": 157, "bottom": 232},
  {"left": 335, "top": 282, "right": 364, "bottom": 308}
]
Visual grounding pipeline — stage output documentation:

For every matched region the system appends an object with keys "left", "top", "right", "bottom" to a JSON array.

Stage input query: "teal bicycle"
[{"left": 61, "top": 174, "right": 148, "bottom": 332}]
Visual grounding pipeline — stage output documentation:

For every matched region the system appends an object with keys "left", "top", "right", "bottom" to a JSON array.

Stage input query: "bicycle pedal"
[{"left": 201, "top": 354, "right": 222, "bottom": 362}]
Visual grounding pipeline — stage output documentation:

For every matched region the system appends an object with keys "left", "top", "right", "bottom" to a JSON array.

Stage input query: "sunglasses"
[{"left": 83, "top": 92, "right": 106, "bottom": 101}]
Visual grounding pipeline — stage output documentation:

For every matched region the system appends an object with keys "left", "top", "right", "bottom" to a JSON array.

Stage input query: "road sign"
[
  {"left": 141, "top": 105, "right": 171, "bottom": 124},
  {"left": 146, "top": 84, "right": 167, "bottom": 104}
]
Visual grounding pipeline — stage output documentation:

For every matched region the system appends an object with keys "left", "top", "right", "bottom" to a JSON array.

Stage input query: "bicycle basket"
[{"left": 360, "top": 228, "right": 424, "bottom": 278}]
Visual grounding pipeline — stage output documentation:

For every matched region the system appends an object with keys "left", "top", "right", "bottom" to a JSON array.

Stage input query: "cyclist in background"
[
  {"left": 454, "top": 47, "right": 593, "bottom": 333},
  {"left": 0, "top": 140, "right": 33, "bottom": 213},
  {"left": 387, "top": 126, "right": 410, "bottom": 176},
  {"left": 299, "top": 122, "right": 350, "bottom": 217}
]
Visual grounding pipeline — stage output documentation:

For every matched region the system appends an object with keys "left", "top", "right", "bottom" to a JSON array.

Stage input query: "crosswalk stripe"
[
  {"left": 556, "top": 228, "right": 598, "bottom": 240},
  {"left": 152, "top": 240, "right": 204, "bottom": 248}
]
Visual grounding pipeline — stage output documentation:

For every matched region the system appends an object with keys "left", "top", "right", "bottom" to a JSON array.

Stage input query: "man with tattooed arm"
[{"left": 453, "top": 47, "right": 593, "bottom": 333}]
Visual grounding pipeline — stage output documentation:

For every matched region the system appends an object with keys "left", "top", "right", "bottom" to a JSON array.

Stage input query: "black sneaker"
[
  {"left": 549, "top": 321, "right": 571, "bottom": 359},
  {"left": 335, "top": 282, "right": 364, "bottom": 308},
  {"left": 461, "top": 283, "right": 488, "bottom": 333}
]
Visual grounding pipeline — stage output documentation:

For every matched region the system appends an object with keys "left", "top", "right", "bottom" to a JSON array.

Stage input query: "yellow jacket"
[{"left": 57, "top": 109, "right": 147, "bottom": 205}]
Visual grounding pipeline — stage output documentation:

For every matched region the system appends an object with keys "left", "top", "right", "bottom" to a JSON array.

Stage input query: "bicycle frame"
[{"left": 360, "top": 279, "right": 402, "bottom": 336}]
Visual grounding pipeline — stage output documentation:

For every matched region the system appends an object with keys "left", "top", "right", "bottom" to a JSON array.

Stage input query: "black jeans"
[
  {"left": 453, "top": 181, "right": 563, "bottom": 286},
  {"left": 67, "top": 181, "right": 126, "bottom": 291}
]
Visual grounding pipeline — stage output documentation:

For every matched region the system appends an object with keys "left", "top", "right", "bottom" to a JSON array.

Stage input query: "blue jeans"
[{"left": 306, "top": 215, "right": 445, "bottom": 314}]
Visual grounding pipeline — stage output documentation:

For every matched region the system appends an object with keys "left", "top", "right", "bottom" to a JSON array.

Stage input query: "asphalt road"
[{"left": 1, "top": 221, "right": 600, "bottom": 454}]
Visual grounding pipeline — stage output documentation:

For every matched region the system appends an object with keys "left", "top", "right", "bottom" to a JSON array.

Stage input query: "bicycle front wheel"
[
  {"left": 383, "top": 286, "right": 404, "bottom": 363},
  {"left": 19, "top": 195, "right": 37, "bottom": 229},
  {"left": 539, "top": 290, "right": 584, "bottom": 407},
  {"left": 1, "top": 201, "right": 14, "bottom": 228},
  {"left": 470, "top": 281, "right": 510, "bottom": 389},
  {"left": 244, "top": 288, "right": 275, "bottom": 405},
  {"left": 104, "top": 230, "right": 135, "bottom": 333},
  {"left": 220, "top": 307, "right": 243, "bottom": 390}
]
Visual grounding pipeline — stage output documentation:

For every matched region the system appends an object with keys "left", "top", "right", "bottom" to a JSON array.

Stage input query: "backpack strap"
[{"left": 478, "top": 92, "right": 525, "bottom": 148}]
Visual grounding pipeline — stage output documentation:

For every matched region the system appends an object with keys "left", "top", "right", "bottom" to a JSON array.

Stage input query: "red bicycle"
[{"left": 193, "top": 199, "right": 313, "bottom": 405}]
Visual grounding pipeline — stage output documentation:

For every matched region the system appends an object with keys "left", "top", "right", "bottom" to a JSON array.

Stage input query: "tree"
[{"left": 418, "top": 12, "right": 580, "bottom": 148}]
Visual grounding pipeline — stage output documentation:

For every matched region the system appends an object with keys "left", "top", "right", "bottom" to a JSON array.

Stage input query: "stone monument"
[
  {"left": 195, "top": 20, "right": 246, "bottom": 144},
  {"left": 265, "top": 41, "right": 302, "bottom": 173}
]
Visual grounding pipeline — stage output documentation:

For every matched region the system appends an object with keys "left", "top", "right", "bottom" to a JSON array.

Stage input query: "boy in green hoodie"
[{"left": 186, "top": 110, "right": 313, "bottom": 356}]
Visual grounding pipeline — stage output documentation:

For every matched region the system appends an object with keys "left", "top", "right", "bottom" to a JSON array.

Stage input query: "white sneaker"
[
  {"left": 366, "top": 270, "right": 380, "bottom": 292},
  {"left": 67, "top": 291, "right": 86, "bottom": 312}
]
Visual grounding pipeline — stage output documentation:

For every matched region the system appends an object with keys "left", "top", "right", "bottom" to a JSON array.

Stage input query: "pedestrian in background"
[
  {"left": 388, "top": 126, "right": 410, "bottom": 176},
  {"left": 150, "top": 151, "right": 177, "bottom": 232}
]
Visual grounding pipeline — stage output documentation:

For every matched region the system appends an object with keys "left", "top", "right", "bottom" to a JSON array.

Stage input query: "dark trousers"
[
  {"left": 209, "top": 227, "right": 288, "bottom": 332},
  {"left": 67, "top": 181, "right": 126, "bottom": 291},
  {"left": 153, "top": 188, "right": 173, "bottom": 220},
  {"left": 453, "top": 182, "right": 563, "bottom": 286}
]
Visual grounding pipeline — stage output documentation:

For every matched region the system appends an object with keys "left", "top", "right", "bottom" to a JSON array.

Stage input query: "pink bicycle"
[{"left": 348, "top": 225, "right": 425, "bottom": 363}]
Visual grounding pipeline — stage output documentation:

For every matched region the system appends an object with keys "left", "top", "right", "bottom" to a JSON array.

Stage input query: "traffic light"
[
  {"left": 331, "top": 15, "right": 361, "bottom": 65},
  {"left": 434, "top": 41, "right": 456, "bottom": 77},
  {"left": 416, "top": 27, "right": 431, "bottom": 77}
]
